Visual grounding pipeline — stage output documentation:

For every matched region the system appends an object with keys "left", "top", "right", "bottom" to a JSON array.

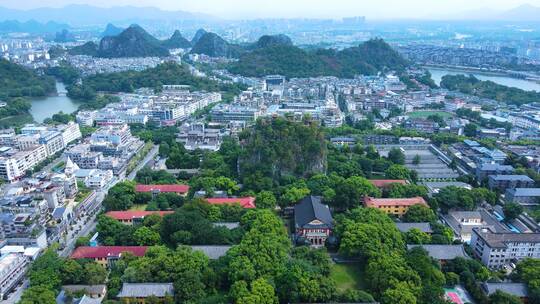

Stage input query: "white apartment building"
[
  {"left": 508, "top": 114, "right": 540, "bottom": 131},
  {"left": 54, "top": 122, "right": 82, "bottom": 146},
  {"left": 76, "top": 110, "right": 97, "bottom": 126},
  {"left": 0, "top": 253, "right": 29, "bottom": 299},
  {"left": 39, "top": 131, "right": 64, "bottom": 156},
  {"left": 471, "top": 227, "right": 540, "bottom": 269},
  {"left": 0, "top": 145, "right": 48, "bottom": 182}
]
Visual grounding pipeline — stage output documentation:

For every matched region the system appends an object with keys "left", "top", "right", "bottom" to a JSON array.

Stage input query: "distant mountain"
[
  {"left": 191, "top": 28, "right": 208, "bottom": 45},
  {"left": 162, "top": 30, "right": 192, "bottom": 49},
  {"left": 228, "top": 38, "right": 408, "bottom": 78},
  {"left": 0, "top": 4, "right": 216, "bottom": 26},
  {"left": 98, "top": 25, "right": 170, "bottom": 58},
  {"left": 0, "top": 20, "right": 69, "bottom": 34},
  {"left": 497, "top": 4, "right": 540, "bottom": 21},
  {"left": 253, "top": 34, "right": 293, "bottom": 49},
  {"left": 101, "top": 23, "right": 124, "bottom": 38},
  {"left": 54, "top": 29, "right": 76, "bottom": 43},
  {"left": 447, "top": 4, "right": 540, "bottom": 21},
  {"left": 190, "top": 32, "right": 244, "bottom": 58},
  {"left": 68, "top": 42, "right": 98, "bottom": 56}
]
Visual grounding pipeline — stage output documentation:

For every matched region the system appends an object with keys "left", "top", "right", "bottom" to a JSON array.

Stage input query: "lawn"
[
  {"left": 408, "top": 111, "right": 454, "bottom": 119},
  {"left": 330, "top": 263, "right": 366, "bottom": 291},
  {"left": 129, "top": 204, "right": 148, "bottom": 211}
]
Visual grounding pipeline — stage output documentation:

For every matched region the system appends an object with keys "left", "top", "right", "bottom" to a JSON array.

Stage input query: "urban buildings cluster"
[{"left": 0, "top": 122, "right": 82, "bottom": 182}]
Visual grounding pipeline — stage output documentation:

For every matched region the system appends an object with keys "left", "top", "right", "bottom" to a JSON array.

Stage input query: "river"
[
  {"left": 428, "top": 68, "right": 540, "bottom": 92},
  {"left": 29, "top": 82, "right": 81, "bottom": 123}
]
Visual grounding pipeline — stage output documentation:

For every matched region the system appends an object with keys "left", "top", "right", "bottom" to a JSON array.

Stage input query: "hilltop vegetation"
[
  {"left": 0, "top": 59, "right": 55, "bottom": 99},
  {"left": 68, "top": 25, "right": 193, "bottom": 58},
  {"left": 162, "top": 30, "right": 192, "bottom": 49},
  {"left": 67, "top": 62, "right": 245, "bottom": 101},
  {"left": 98, "top": 25, "right": 169, "bottom": 58},
  {"left": 68, "top": 41, "right": 99, "bottom": 56},
  {"left": 190, "top": 32, "right": 244, "bottom": 58},
  {"left": 228, "top": 39, "right": 408, "bottom": 78},
  {"left": 239, "top": 117, "right": 327, "bottom": 190},
  {"left": 440, "top": 74, "right": 540, "bottom": 106}
]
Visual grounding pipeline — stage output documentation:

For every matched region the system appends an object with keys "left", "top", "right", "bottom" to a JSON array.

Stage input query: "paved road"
[
  {"left": 127, "top": 145, "right": 159, "bottom": 181},
  {"left": 59, "top": 192, "right": 104, "bottom": 258},
  {"left": 2, "top": 279, "right": 28, "bottom": 304}
]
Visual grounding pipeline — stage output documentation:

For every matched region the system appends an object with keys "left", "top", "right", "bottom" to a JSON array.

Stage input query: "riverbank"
[{"left": 427, "top": 67, "right": 540, "bottom": 92}]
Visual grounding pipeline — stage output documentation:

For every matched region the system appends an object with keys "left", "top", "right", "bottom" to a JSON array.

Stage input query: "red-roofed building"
[
  {"left": 364, "top": 196, "right": 428, "bottom": 216},
  {"left": 71, "top": 246, "right": 148, "bottom": 267},
  {"left": 105, "top": 211, "right": 174, "bottom": 225},
  {"left": 205, "top": 197, "right": 256, "bottom": 209},
  {"left": 369, "top": 179, "right": 408, "bottom": 189},
  {"left": 135, "top": 184, "right": 189, "bottom": 196}
]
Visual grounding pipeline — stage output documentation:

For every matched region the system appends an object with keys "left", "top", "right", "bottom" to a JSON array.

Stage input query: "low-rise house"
[
  {"left": 70, "top": 246, "right": 148, "bottom": 268},
  {"left": 481, "top": 282, "right": 528, "bottom": 302},
  {"left": 205, "top": 197, "right": 256, "bottom": 209},
  {"left": 475, "top": 163, "right": 514, "bottom": 181},
  {"left": 395, "top": 222, "right": 433, "bottom": 234},
  {"left": 363, "top": 196, "right": 428, "bottom": 216},
  {"left": 105, "top": 211, "right": 174, "bottom": 225},
  {"left": 487, "top": 175, "right": 534, "bottom": 192},
  {"left": 471, "top": 227, "right": 540, "bottom": 269},
  {"left": 441, "top": 209, "right": 507, "bottom": 243},
  {"left": 190, "top": 246, "right": 232, "bottom": 259},
  {"left": 117, "top": 283, "right": 174, "bottom": 302},
  {"left": 135, "top": 184, "right": 189, "bottom": 197},
  {"left": 505, "top": 188, "right": 540, "bottom": 207},
  {"left": 62, "top": 285, "right": 107, "bottom": 299},
  {"left": 294, "top": 196, "right": 333, "bottom": 248},
  {"left": 407, "top": 244, "right": 469, "bottom": 263}
]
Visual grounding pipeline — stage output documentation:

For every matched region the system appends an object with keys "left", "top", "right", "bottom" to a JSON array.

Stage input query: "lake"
[
  {"left": 29, "top": 82, "right": 81, "bottom": 123},
  {"left": 428, "top": 68, "right": 540, "bottom": 92}
]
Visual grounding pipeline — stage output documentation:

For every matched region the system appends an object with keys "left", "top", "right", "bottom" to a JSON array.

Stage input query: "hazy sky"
[{"left": 1, "top": 0, "right": 540, "bottom": 19}]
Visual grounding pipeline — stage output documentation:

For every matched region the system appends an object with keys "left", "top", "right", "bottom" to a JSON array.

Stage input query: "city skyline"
[{"left": 2, "top": 0, "right": 540, "bottom": 20}]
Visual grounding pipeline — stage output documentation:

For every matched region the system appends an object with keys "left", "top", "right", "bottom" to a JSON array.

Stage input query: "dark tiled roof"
[
  {"left": 190, "top": 245, "right": 231, "bottom": 259},
  {"left": 117, "top": 283, "right": 174, "bottom": 298},
  {"left": 473, "top": 228, "right": 540, "bottom": 248},
  {"left": 294, "top": 196, "right": 333, "bottom": 229},
  {"left": 395, "top": 222, "right": 432, "bottom": 233},
  {"left": 407, "top": 244, "right": 469, "bottom": 260}
]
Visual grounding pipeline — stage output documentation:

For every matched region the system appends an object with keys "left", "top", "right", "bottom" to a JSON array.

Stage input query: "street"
[{"left": 127, "top": 145, "right": 159, "bottom": 181}]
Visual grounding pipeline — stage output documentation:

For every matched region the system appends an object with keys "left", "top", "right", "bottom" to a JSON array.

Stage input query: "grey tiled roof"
[
  {"left": 212, "top": 222, "right": 240, "bottom": 229},
  {"left": 489, "top": 175, "right": 534, "bottom": 182},
  {"left": 190, "top": 245, "right": 232, "bottom": 259},
  {"left": 509, "top": 188, "right": 540, "bottom": 197},
  {"left": 473, "top": 228, "right": 540, "bottom": 248},
  {"left": 407, "top": 244, "right": 469, "bottom": 260},
  {"left": 294, "top": 196, "right": 333, "bottom": 229},
  {"left": 482, "top": 282, "right": 528, "bottom": 297},
  {"left": 395, "top": 222, "right": 433, "bottom": 233},
  {"left": 117, "top": 283, "right": 174, "bottom": 298}
]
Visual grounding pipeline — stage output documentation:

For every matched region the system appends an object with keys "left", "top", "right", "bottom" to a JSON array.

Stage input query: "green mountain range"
[
  {"left": 190, "top": 32, "right": 244, "bottom": 58},
  {"left": 228, "top": 38, "right": 409, "bottom": 78},
  {"left": 162, "top": 30, "right": 192, "bottom": 49},
  {"left": 98, "top": 24, "right": 170, "bottom": 58}
]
